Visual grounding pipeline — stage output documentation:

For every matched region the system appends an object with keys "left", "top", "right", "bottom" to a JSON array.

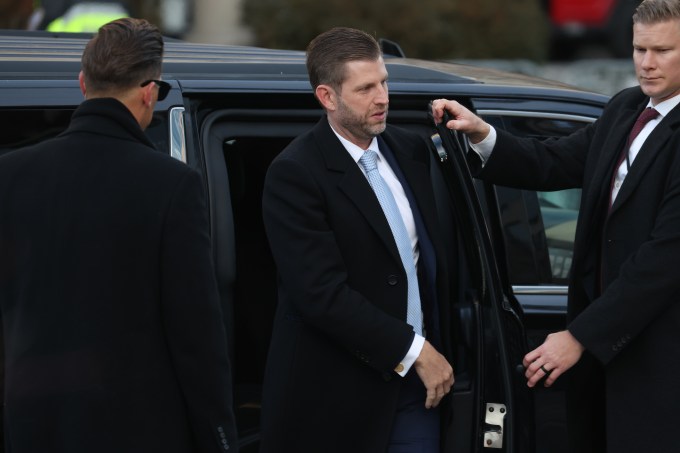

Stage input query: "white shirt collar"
[
  {"left": 329, "top": 123, "right": 382, "bottom": 164},
  {"left": 648, "top": 93, "right": 680, "bottom": 117}
]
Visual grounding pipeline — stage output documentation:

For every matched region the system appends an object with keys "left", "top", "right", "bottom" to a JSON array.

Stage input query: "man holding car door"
[{"left": 432, "top": 0, "right": 680, "bottom": 451}]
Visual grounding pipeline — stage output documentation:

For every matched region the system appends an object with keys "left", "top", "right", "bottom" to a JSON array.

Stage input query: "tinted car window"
[
  {"left": 538, "top": 189, "right": 580, "bottom": 282},
  {"left": 0, "top": 108, "right": 171, "bottom": 158},
  {"left": 481, "top": 113, "right": 592, "bottom": 285},
  {"left": 0, "top": 109, "right": 73, "bottom": 155}
]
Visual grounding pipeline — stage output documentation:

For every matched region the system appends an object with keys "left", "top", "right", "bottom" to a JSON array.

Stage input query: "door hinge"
[{"left": 483, "top": 403, "right": 506, "bottom": 449}]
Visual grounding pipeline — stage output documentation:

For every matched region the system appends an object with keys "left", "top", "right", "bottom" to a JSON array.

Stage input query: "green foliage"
[{"left": 242, "top": 0, "right": 549, "bottom": 60}]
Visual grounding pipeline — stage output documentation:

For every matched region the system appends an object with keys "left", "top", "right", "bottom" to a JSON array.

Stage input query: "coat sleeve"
[
  {"left": 262, "top": 154, "right": 416, "bottom": 374},
  {"left": 160, "top": 168, "right": 238, "bottom": 453},
  {"left": 475, "top": 124, "right": 593, "bottom": 191},
  {"left": 473, "top": 87, "right": 634, "bottom": 191}
]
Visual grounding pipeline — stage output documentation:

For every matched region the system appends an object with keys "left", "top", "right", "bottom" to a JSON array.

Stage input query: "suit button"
[
  {"left": 354, "top": 351, "right": 370, "bottom": 363},
  {"left": 387, "top": 275, "right": 398, "bottom": 286},
  {"left": 383, "top": 373, "right": 393, "bottom": 382}
]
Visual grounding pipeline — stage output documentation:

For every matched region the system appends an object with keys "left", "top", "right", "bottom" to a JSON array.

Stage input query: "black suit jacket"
[
  {"left": 474, "top": 86, "right": 680, "bottom": 453},
  {"left": 0, "top": 98, "right": 237, "bottom": 453},
  {"left": 260, "top": 118, "right": 451, "bottom": 452}
]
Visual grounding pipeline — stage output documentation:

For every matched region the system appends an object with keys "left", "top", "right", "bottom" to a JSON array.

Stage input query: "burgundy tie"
[
  {"left": 608, "top": 107, "right": 659, "bottom": 209},
  {"left": 626, "top": 107, "right": 659, "bottom": 151}
]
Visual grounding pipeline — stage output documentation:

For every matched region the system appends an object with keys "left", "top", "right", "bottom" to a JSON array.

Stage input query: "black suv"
[{"left": 0, "top": 31, "right": 608, "bottom": 453}]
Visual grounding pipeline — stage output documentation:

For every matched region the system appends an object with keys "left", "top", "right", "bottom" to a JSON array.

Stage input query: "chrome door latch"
[
  {"left": 430, "top": 133, "right": 448, "bottom": 162},
  {"left": 483, "top": 403, "right": 506, "bottom": 448}
]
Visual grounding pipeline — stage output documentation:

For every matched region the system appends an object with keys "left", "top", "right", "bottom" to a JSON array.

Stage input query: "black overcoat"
[
  {"left": 260, "top": 118, "right": 451, "bottom": 452},
  {"left": 474, "top": 86, "right": 680, "bottom": 453},
  {"left": 0, "top": 98, "right": 237, "bottom": 452}
]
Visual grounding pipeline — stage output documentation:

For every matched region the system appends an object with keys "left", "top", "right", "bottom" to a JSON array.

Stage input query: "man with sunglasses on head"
[{"left": 0, "top": 18, "right": 237, "bottom": 453}]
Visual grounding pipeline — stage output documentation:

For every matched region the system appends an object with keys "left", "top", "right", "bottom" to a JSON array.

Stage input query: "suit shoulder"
[
  {"left": 0, "top": 139, "right": 60, "bottom": 177},
  {"left": 384, "top": 124, "right": 422, "bottom": 142},
  {"left": 136, "top": 151, "right": 202, "bottom": 196},
  {"left": 607, "top": 86, "right": 646, "bottom": 108},
  {"left": 272, "top": 127, "right": 320, "bottom": 163},
  {"left": 110, "top": 139, "right": 193, "bottom": 175},
  {"left": 383, "top": 124, "right": 433, "bottom": 160},
  {"left": 386, "top": 124, "right": 431, "bottom": 149}
]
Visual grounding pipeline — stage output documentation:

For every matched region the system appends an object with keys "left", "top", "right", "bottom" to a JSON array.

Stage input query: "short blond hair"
[{"left": 634, "top": 0, "right": 680, "bottom": 24}]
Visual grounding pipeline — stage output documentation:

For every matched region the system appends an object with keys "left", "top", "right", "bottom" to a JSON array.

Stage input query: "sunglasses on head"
[{"left": 140, "top": 79, "right": 171, "bottom": 101}]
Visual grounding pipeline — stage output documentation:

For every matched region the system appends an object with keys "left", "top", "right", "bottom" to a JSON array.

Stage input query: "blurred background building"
[{"left": 0, "top": 0, "right": 640, "bottom": 95}]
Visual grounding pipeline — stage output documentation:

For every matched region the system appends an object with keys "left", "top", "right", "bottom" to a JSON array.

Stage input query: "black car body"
[{"left": 0, "top": 31, "right": 609, "bottom": 453}]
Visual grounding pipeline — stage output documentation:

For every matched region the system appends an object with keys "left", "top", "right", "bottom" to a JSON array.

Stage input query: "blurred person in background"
[{"left": 29, "top": 0, "right": 128, "bottom": 32}]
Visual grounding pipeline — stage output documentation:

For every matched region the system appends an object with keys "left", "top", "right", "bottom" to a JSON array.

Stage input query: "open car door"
[{"left": 429, "top": 114, "right": 534, "bottom": 453}]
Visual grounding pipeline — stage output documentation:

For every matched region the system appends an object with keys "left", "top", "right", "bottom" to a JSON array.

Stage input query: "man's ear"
[
  {"left": 78, "top": 71, "right": 86, "bottom": 97},
  {"left": 315, "top": 84, "right": 337, "bottom": 111},
  {"left": 141, "top": 81, "right": 154, "bottom": 106}
]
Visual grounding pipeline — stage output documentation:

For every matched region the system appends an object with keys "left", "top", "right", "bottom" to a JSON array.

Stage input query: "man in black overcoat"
[
  {"left": 433, "top": 1, "right": 680, "bottom": 451},
  {"left": 260, "top": 27, "right": 454, "bottom": 452},
  {"left": 0, "top": 18, "right": 237, "bottom": 452}
]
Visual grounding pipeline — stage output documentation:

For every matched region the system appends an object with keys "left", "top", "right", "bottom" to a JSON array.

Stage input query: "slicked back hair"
[
  {"left": 306, "top": 27, "right": 382, "bottom": 93},
  {"left": 634, "top": 0, "right": 680, "bottom": 24},
  {"left": 81, "top": 17, "right": 163, "bottom": 95}
]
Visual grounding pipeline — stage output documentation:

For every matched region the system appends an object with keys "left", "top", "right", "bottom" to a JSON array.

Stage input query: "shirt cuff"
[
  {"left": 394, "top": 334, "right": 425, "bottom": 377},
  {"left": 469, "top": 125, "right": 497, "bottom": 165}
]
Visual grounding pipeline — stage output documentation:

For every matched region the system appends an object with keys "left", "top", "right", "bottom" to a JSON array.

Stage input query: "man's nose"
[
  {"left": 375, "top": 85, "right": 389, "bottom": 104},
  {"left": 641, "top": 51, "right": 656, "bottom": 69}
]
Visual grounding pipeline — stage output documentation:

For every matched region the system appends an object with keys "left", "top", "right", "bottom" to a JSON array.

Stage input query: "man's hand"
[
  {"left": 522, "top": 330, "right": 585, "bottom": 388},
  {"left": 413, "top": 340, "right": 454, "bottom": 408},
  {"left": 431, "top": 98, "right": 491, "bottom": 144}
]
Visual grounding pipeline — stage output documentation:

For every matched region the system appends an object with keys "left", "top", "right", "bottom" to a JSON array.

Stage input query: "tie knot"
[
  {"left": 359, "top": 150, "right": 379, "bottom": 172},
  {"left": 628, "top": 107, "right": 660, "bottom": 145},
  {"left": 638, "top": 107, "right": 659, "bottom": 125}
]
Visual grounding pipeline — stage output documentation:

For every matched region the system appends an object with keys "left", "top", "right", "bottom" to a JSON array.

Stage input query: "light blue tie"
[{"left": 359, "top": 150, "right": 423, "bottom": 336}]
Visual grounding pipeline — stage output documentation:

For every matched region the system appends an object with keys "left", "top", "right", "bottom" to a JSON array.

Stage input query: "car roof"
[{"left": 0, "top": 31, "right": 607, "bottom": 104}]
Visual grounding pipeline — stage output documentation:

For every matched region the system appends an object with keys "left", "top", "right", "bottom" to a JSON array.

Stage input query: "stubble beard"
[{"left": 336, "top": 97, "right": 388, "bottom": 143}]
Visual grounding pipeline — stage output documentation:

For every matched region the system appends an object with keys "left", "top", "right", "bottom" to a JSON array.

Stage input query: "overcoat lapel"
[
  {"left": 581, "top": 101, "right": 641, "bottom": 225},
  {"left": 312, "top": 119, "right": 402, "bottom": 266},
  {"left": 570, "top": 99, "right": 642, "bottom": 301},
  {"left": 611, "top": 102, "right": 680, "bottom": 214}
]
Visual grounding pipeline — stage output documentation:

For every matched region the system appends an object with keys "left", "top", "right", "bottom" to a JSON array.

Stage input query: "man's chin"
[
  {"left": 640, "top": 84, "right": 655, "bottom": 97},
  {"left": 369, "top": 122, "right": 387, "bottom": 136}
]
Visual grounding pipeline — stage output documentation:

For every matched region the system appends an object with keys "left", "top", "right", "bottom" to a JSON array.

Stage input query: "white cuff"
[
  {"left": 394, "top": 334, "right": 425, "bottom": 377},
  {"left": 469, "top": 126, "right": 497, "bottom": 166}
]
